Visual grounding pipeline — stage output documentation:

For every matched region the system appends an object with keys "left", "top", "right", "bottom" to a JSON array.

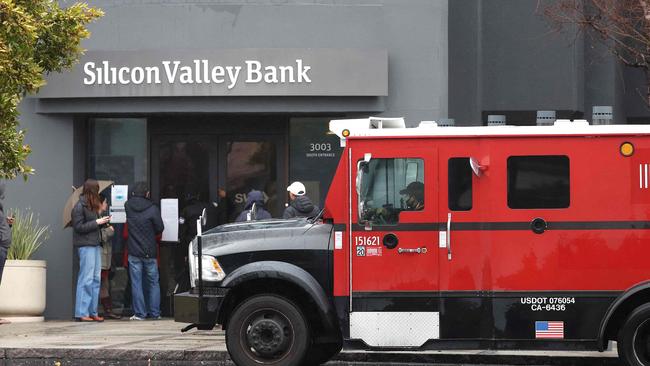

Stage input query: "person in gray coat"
[{"left": 0, "top": 183, "right": 14, "bottom": 325}]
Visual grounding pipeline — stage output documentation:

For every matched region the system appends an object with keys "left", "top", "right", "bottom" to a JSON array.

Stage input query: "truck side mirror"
[
  {"left": 250, "top": 202, "right": 257, "bottom": 221},
  {"left": 201, "top": 208, "right": 207, "bottom": 226},
  {"left": 469, "top": 157, "right": 485, "bottom": 177}
]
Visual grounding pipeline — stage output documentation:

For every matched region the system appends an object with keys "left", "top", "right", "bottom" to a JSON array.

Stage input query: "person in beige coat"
[{"left": 98, "top": 194, "right": 119, "bottom": 319}]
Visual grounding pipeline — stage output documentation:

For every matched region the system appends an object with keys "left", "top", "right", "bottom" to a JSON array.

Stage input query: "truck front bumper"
[{"left": 174, "top": 289, "right": 228, "bottom": 325}]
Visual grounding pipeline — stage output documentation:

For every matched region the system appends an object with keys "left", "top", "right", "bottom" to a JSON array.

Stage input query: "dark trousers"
[{"left": 0, "top": 246, "right": 7, "bottom": 284}]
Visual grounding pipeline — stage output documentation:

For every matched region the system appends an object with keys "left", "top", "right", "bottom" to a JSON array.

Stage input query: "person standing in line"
[
  {"left": 0, "top": 183, "right": 14, "bottom": 325},
  {"left": 98, "top": 194, "right": 120, "bottom": 319},
  {"left": 206, "top": 187, "right": 229, "bottom": 229},
  {"left": 176, "top": 191, "right": 209, "bottom": 294},
  {"left": 282, "top": 181, "right": 320, "bottom": 219},
  {"left": 236, "top": 190, "right": 272, "bottom": 222},
  {"left": 72, "top": 179, "right": 109, "bottom": 322},
  {"left": 179, "top": 190, "right": 209, "bottom": 256},
  {"left": 125, "top": 182, "right": 164, "bottom": 320}
]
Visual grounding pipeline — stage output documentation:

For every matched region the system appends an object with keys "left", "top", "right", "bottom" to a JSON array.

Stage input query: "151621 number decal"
[{"left": 355, "top": 235, "right": 380, "bottom": 246}]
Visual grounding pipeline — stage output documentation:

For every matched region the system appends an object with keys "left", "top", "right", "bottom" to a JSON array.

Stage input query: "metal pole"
[{"left": 197, "top": 234, "right": 203, "bottom": 300}]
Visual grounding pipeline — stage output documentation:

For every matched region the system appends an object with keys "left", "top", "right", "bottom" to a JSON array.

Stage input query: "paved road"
[{"left": 0, "top": 320, "right": 622, "bottom": 365}]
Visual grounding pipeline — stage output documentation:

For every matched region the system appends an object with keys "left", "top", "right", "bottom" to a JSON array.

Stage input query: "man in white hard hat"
[{"left": 283, "top": 181, "right": 320, "bottom": 219}]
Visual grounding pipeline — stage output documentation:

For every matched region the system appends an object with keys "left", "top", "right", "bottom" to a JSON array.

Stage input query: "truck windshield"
[{"left": 358, "top": 158, "right": 424, "bottom": 225}]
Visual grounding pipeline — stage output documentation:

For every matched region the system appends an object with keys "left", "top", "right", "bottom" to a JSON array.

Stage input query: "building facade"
[{"left": 3, "top": 0, "right": 646, "bottom": 319}]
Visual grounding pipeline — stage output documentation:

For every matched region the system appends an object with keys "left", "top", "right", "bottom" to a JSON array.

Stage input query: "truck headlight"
[
  {"left": 201, "top": 255, "right": 226, "bottom": 282},
  {"left": 188, "top": 243, "right": 226, "bottom": 287}
]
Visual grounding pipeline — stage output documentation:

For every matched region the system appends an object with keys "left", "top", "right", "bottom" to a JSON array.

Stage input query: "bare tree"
[{"left": 541, "top": 0, "right": 650, "bottom": 106}]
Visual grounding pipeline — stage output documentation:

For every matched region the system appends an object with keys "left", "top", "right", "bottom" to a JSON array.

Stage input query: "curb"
[{"left": 0, "top": 348, "right": 622, "bottom": 365}]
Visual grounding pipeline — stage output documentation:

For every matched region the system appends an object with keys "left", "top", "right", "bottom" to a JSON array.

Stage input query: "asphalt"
[{"left": 0, "top": 320, "right": 623, "bottom": 365}]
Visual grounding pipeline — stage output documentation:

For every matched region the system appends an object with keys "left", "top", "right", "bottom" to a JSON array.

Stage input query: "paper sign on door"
[{"left": 439, "top": 231, "right": 447, "bottom": 248}]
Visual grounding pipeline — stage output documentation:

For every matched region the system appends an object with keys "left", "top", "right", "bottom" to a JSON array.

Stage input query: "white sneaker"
[
  {"left": 129, "top": 315, "right": 145, "bottom": 321},
  {"left": 150, "top": 316, "right": 162, "bottom": 320}
]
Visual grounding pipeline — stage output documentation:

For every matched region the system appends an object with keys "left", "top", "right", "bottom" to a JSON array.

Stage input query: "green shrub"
[{"left": 7, "top": 209, "right": 50, "bottom": 260}]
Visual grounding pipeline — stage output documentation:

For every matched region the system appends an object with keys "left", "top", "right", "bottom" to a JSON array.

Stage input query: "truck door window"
[
  {"left": 448, "top": 157, "right": 472, "bottom": 211},
  {"left": 358, "top": 158, "right": 424, "bottom": 225},
  {"left": 507, "top": 155, "right": 570, "bottom": 209}
]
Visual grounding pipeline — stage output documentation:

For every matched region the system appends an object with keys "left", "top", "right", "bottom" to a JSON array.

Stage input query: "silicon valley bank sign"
[
  {"left": 38, "top": 49, "right": 387, "bottom": 98},
  {"left": 83, "top": 59, "right": 312, "bottom": 88}
]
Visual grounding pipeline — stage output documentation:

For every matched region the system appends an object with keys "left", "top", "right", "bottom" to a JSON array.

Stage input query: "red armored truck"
[{"left": 175, "top": 117, "right": 650, "bottom": 366}]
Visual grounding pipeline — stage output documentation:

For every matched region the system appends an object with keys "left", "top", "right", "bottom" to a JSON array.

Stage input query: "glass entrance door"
[
  {"left": 152, "top": 135, "right": 286, "bottom": 220},
  {"left": 151, "top": 135, "right": 217, "bottom": 316},
  {"left": 150, "top": 133, "right": 285, "bottom": 315}
]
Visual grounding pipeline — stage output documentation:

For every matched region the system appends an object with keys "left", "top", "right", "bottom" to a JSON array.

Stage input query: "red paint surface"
[{"left": 323, "top": 134, "right": 650, "bottom": 296}]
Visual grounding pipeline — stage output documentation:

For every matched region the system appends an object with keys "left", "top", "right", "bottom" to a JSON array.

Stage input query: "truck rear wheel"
[
  {"left": 226, "top": 294, "right": 309, "bottom": 366},
  {"left": 618, "top": 303, "right": 650, "bottom": 366}
]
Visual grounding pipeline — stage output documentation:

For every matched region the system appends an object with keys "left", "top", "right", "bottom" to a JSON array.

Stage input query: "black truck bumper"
[{"left": 174, "top": 290, "right": 227, "bottom": 325}]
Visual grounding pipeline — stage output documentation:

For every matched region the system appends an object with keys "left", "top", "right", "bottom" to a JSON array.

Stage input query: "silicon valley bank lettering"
[{"left": 83, "top": 59, "right": 312, "bottom": 88}]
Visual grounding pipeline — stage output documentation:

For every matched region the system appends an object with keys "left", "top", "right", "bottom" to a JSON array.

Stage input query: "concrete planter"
[{"left": 0, "top": 260, "right": 46, "bottom": 322}]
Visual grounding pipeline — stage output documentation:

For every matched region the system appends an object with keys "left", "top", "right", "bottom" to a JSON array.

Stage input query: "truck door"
[
  {"left": 349, "top": 144, "right": 439, "bottom": 348},
  {"left": 437, "top": 147, "right": 489, "bottom": 339}
]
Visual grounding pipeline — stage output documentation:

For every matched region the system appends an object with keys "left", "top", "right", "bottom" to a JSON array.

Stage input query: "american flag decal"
[{"left": 535, "top": 321, "right": 564, "bottom": 339}]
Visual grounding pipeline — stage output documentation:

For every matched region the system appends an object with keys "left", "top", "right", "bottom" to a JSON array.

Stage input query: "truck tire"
[
  {"left": 618, "top": 303, "right": 650, "bottom": 366},
  {"left": 226, "top": 294, "right": 310, "bottom": 366}
]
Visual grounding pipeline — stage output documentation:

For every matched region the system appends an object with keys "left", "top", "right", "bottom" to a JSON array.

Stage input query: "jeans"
[
  {"left": 128, "top": 255, "right": 160, "bottom": 318},
  {"left": 0, "top": 246, "right": 7, "bottom": 284},
  {"left": 75, "top": 246, "right": 101, "bottom": 318}
]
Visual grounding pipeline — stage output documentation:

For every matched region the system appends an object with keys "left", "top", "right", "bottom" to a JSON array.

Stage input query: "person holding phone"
[{"left": 72, "top": 179, "right": 109, "bottom": 322}]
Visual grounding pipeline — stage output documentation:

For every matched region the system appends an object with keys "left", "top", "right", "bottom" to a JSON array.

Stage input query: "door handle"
[
  {"left": 447, "top": 213, "right": 452, "bottom": 260},
  {"left": 398, "top": 247, "right": 428, "bottom": 254}
]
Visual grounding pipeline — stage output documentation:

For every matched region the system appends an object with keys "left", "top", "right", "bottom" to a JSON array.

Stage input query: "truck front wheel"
[
  {"left": 618, "top": 303, "right": 650, "bottom": 366},
  {"left": 226, "top": 295, "right": 310, "bottom": 366}
]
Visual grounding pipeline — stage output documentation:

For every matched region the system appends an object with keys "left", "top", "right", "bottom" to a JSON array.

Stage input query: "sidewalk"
[{"left": 0, "top": 320, "right": 622, "bottom": 365}]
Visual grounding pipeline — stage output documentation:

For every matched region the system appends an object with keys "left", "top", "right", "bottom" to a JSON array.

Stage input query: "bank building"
[{"left": 6, "top": 0, "right": 648, "bottom": 319}]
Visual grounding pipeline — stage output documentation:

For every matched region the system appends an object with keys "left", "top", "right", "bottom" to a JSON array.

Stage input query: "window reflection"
[
  {"left": 88, "top": 118, "right": 147, "bottom": 186},
  {"left": 226, "top": 141, "right": 278, "bottom": 219}
]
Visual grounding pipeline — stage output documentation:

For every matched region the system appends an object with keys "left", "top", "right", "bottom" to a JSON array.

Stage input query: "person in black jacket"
[
  {"left": 175, "top": 191, "right": 208, "bottom": 293},
  {"left": 72, "top": 179, "right": 110, "bottom": 322},
  {"left": 282, "top": 181, "right": 320, "bottom": 219},
  {"left": 125, "top": 182, "right": 164, "bottom": 320},
  {"left": 0, "top": 183, "right": 13, "bottom": 325},
  {"left": 179, "top": 191, "right": 209, "bottom": 252},
  {"left": 206, "top": 187, "right": 229, "bottom": 229}
]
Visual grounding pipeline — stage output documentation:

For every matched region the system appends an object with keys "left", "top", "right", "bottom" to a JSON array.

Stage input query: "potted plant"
[{"left": 0, "top": 209, "right": 50, "bottom": 322}]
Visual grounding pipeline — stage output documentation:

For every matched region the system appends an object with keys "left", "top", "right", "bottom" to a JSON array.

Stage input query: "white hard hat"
[{"left": 287, "top": 181, "right": 306, "bottom": 196}]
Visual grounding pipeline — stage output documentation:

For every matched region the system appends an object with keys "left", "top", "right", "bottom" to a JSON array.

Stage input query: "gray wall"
[
  {"left": 6, "top": 99, "right": 74, "bottom": 319},
  {"left": 449, "top": 0, "right": 634, "bottom": 125},
  {"left": 624, "top": 68, "right": 650, "bottom": 122}
]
